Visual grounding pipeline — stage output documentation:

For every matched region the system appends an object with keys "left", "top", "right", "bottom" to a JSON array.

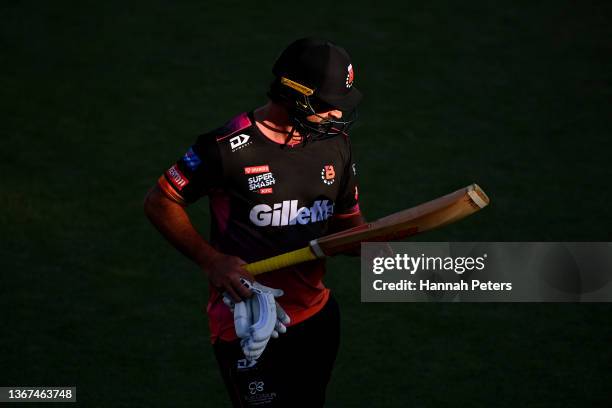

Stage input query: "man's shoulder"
[{"left": 196, "top": 112, "right": 254, "bottom": 147}]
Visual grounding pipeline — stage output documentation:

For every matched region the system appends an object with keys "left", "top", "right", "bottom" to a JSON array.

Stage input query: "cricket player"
[{"left": 144, "top": 37, "right": 365, "bottom": 407}]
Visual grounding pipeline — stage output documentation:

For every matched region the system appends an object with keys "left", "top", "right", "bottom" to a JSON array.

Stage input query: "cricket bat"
[{"left": 244, "top": 184, "right": 490, "bottom": 276}]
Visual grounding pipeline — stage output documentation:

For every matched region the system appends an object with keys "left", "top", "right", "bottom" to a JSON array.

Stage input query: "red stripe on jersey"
[
  {"left": 334, "top": 204, "right": 361, "bottom": 219},
  {"left": 157, "top": 176, "right": 187, "bottom": 205}
]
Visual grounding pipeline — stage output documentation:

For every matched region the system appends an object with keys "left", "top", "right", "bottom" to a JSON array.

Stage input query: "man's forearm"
[{"left": 144, "top": 185, "right": 220, "bottom": 271}]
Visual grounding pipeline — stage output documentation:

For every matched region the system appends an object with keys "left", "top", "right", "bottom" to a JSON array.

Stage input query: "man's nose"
[{"left": 328, "top": 110, "right": 343, "bottom": 119}]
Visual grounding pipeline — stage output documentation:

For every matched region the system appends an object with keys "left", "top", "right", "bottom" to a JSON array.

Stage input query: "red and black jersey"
[{"left": 158, "top": 112, "right": 360, "bottom": 342}]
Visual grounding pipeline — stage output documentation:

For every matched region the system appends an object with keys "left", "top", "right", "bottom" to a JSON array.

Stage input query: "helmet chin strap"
[
  {"left": 281, "top": 122, "right": 311, "bottom": 147},
  {"left": 284, "top": 125, "right": 297, "bottom": 146}
]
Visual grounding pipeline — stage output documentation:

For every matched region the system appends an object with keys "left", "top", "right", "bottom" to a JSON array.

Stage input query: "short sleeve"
[
  {"left": 157, "top": 133, "right": 223, "bottom": 205},
  {"left": 335, "top": 144, "right": 360, "bottom": 215}
]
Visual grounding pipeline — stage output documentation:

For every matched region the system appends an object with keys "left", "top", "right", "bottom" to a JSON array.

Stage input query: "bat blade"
[{"left": 313, "top": 184, "right": 489, "bottom": 256}]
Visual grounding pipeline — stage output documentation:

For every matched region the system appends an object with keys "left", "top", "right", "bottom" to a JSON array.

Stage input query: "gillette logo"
[{"left": 249, "top": 200, "right": 334, "bottom": 227}]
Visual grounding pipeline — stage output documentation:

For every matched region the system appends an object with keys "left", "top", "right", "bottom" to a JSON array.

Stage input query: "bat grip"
[{"left": 244, "top": 246, "right": 319, "bottom": 276}]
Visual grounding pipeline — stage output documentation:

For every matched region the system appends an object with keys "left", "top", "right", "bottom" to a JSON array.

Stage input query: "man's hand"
[{"left": 206, "top": 254, "right": 254, "bottom": 302}]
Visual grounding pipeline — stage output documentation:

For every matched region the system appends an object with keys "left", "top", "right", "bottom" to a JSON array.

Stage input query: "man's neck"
[{"left": 253, "top": 101, "right": 303, "bottom": 145}]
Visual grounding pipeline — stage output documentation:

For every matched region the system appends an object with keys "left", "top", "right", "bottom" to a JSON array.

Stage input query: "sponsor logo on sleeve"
[
  {"left": 229, "top": 134, "right": 251, "bottom": 151},
  {"left": 166, "top": 164, "right": 189, "bottom": 191},
  {"left": 249, "top": 200, "right": 334, "bottom": 227},
  {"left": 321, "top": 164, "right": 336, "bottom": 185},
  {"left": 183, "top": 147, "right": 202, "bottom": 171}
]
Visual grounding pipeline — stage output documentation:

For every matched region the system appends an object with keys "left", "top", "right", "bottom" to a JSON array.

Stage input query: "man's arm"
[{"left": 144, "top": 184, "right": 253, "bottom": 301}]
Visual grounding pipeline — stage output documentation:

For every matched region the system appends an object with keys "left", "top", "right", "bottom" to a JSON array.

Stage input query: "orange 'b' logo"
[{"left": 321, "top": 165, "right": 336, "bottom": 185}]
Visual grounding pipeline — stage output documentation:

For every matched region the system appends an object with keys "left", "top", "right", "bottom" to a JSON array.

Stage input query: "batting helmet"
[{"left": 269, "top": 37, "right": 362, "bottom": 140}]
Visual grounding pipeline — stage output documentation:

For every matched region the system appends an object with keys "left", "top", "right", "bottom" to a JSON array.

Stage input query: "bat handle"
[{"left": 244, "top": 246, "right": 319, "bottom": 276}]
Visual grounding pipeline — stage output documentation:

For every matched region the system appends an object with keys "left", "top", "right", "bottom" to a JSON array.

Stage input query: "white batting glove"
[
  {"left": 250, "top": 281, "right": 290, "bottom": 338},
  {"left": 225, "top": 279, "right": 290, "bottom": 361},
  {"left": 223, "top": 280, "right": 290, "bottom": 337}
]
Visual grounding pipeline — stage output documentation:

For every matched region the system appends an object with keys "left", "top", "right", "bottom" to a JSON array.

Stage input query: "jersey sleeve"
[
  {"left": 157, "top": 133, "right": 223, "bottom": 205},
  {"left": 334, "top": 142, "right": 360, "bottom": 216}
]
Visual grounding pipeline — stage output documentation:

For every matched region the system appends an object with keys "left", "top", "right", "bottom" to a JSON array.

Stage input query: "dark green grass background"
[{"left": 2, "top": 1, "right": 611, "bottom": 406}]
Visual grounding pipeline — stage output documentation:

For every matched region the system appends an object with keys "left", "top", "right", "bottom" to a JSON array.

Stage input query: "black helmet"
[{"left": 269, "top": 37, "right": 363, "bottom": 141}]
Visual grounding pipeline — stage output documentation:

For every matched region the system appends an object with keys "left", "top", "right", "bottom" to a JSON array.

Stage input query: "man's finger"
[
  {"left": 276, "top": 302, "right": 290, "bottom": 325},
  {"left": 274, "top": 320, "right": 287, "bottom": 334},
  {"left": 225, "top": 286, "right": 243, "bottom": 303},
  {"left": 237, "top": 259, "right": 255, "bottom": 281},
  {"left": 240, "top": 271, "right": 255, "bottom": 283}
]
